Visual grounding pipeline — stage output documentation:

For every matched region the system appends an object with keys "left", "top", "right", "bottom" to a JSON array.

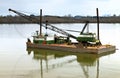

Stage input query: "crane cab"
[
  {"left": 77, "top": 33, "right": 99, "bottom": 46},
  {"left": 76, "top": 21, "right": 100, "bottom": 46}
]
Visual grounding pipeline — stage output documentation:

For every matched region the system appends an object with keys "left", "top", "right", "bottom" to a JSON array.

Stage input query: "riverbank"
[{"left": 0, "top": 15, "right": 120, "bottom": 24}]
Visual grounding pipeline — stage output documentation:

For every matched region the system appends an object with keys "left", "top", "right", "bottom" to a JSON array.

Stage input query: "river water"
[{"left": 0, "top": 23, "right": 120, "bottom": 78}]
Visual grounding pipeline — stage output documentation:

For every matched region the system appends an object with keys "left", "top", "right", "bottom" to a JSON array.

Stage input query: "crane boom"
[{"left": 9, "top": 8, "right": 77, "bottom": 39}]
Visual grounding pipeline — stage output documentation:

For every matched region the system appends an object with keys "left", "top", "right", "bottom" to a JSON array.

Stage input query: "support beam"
[
  {"left": 40, "top": 9, "right": 42, "bottom": 36},
  {"left": 96, "top": 8, "right": 100, "bottom": 40}
]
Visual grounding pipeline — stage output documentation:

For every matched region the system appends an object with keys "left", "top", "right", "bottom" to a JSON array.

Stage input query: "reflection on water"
[{"left": 27, "top": 48, "right": 115, "bottom": 78}]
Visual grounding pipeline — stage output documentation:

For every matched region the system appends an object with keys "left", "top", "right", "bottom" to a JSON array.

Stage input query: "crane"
[{"left": 9, "top": 8, "right": 100, "bottom": 47}]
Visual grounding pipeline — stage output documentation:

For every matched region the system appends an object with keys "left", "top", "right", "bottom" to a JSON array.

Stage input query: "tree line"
[{"left": 0, "top": 15, "right": 120, "bottom": 24}]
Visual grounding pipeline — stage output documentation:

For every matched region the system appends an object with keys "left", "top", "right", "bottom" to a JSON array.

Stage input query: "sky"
[{"left": 0, "top": 0, "right": 120, "bottom": 16}]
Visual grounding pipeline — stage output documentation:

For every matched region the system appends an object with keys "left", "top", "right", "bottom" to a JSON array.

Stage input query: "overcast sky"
[{"left": 0, "top": 0, "right": 120, "bottom": 16}]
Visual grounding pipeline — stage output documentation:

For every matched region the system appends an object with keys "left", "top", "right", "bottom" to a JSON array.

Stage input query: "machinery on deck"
[
  {"left": 77, "top": 21, "right": 100, "bottom": 46},
  {"left": 9, "top": 8, "right": 101, "bottom": 47}
]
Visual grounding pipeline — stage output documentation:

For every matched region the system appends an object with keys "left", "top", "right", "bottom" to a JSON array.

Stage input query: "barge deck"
[{"left": 26, "top": 42, "right": 116, "bottom": 54}]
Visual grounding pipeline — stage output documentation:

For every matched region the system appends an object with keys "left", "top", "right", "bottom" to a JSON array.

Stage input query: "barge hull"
[{"left": 26, "top": 42, "right": 116, "bottom": 54}]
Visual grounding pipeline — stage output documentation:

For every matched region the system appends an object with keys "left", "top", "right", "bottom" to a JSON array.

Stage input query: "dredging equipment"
[{"left": 9, "top": 8, "right": 116, "bottom": 54}]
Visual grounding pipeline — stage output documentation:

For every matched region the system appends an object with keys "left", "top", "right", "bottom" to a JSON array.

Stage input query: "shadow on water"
[{"left": 26, "top": 48, "right": 115, "bottom": 78}]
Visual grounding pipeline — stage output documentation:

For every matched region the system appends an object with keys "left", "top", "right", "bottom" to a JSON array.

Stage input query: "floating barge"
[
  {"left": 26, "top": 8, "right": 116, "bottom": 54},
  {"left": 9, "top": 8, "right": 116, "bottom": 54},
  {"left": 26, "top": 42, "right": 116, "bottom": 54}
]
